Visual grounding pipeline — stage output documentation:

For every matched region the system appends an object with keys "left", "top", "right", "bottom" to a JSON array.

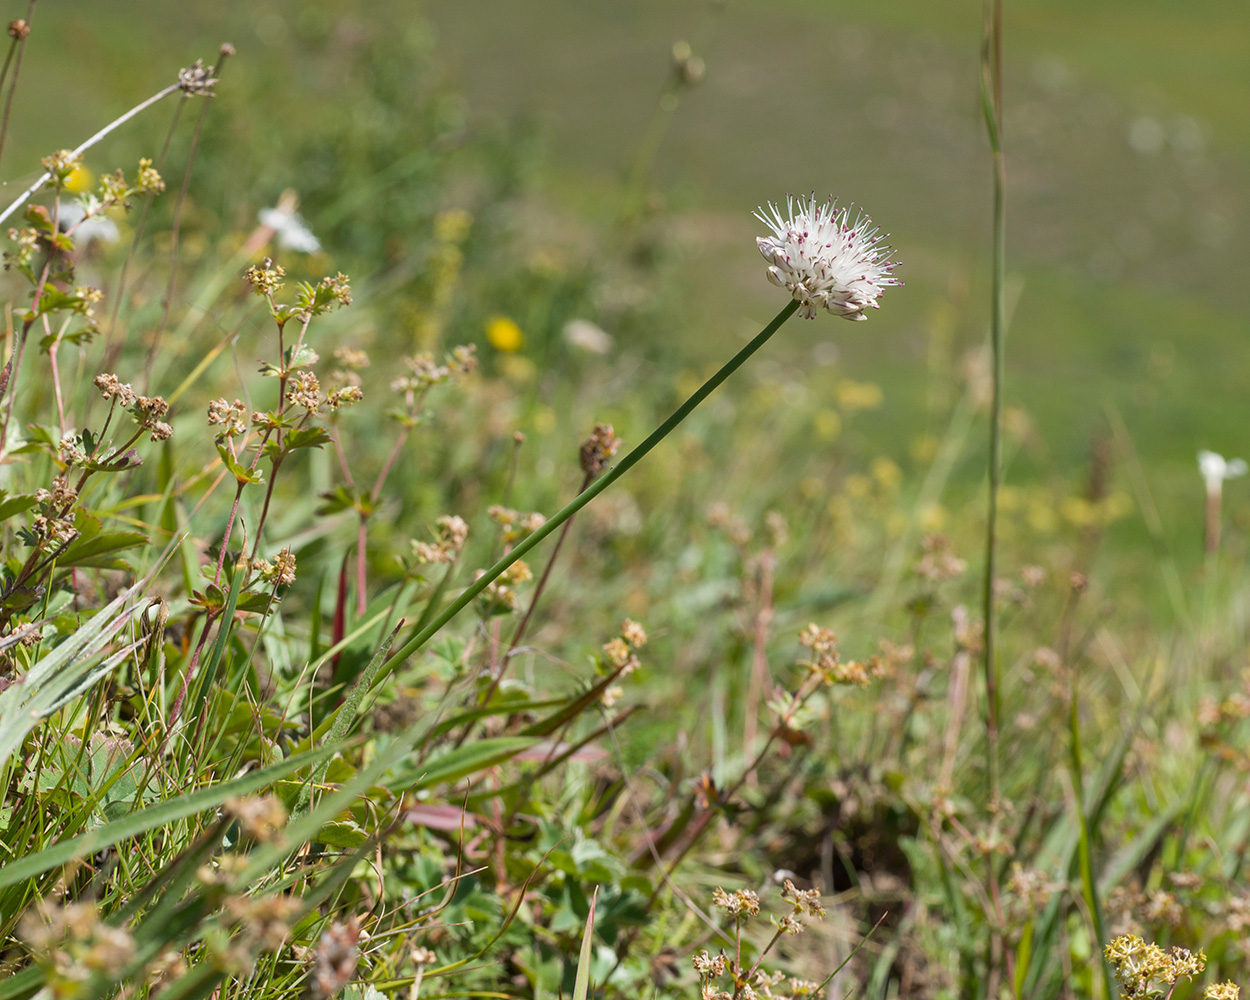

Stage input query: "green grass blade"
[{"left": 573, "top": 885, "right": 599, "bottom": 1000}]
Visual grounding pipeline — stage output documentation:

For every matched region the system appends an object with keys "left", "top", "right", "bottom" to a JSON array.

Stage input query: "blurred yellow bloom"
[
  {"left": 533, "top": 405, "right": 556, "bottom": 433},
  {"left": 910, "top": 434, "right": 939, "bottom": 463},
  {"left": 918, "top": 503, "right": 947, "bottom": 532},
  {"left": 871, "top": 456, "right": 902, "bottom": 491},
  {"left": 497, "top": 355, "right": 535, "bottom": 383},
  {"left": 845, "top": 474, "right": 871, "bottom": 498},
  {"left": 486, "top": 315, "right": 524, "bottom": 353},
  {"left": 434, "top": 208, "right": 472, "bottom": 244},
  {"left": 1027, "top": 499, "right": 1057, "bottom": 533},
  {"left": 65, "top": 164, "right": 94, "bottom": 194},
  {"left": 813, "top": 409, "right": 841, "bottom": 442},
  {"left": 997, "top": 485, "right": 1023, "bottom": 512},
  {"left": 835, "top": 378, "right": 883, "bottom": 413}
]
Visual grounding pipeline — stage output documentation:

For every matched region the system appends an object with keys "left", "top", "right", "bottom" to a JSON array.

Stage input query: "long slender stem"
[
  {"left": 0, "top": 0, "right": 36, "bottom": 170},
  {"left": 979, "top": 0, "right": 1005, "bottom": 810},
  {"left": 149, "top": 49, "right": 230, "bottom": 385},
  {"left": 979, "top": 5, "right": 1009, "bottom": 999},
  {"left": 0, "top": 82, "right": 181, "bottom": 229},
  {"left": 385, "top": 300, "right": 799, "bottom": 673},
  {"left": 470, "top": 469, "right": 594, "bottom": 719}
]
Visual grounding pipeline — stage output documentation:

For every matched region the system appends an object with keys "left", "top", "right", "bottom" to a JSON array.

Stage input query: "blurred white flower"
[
  {"left": 58, "top": 201, "right": 119, "bottom": 248},
  {"left": 755, "top": 194, "right": 900, "bottom": 320},
  {"left": 1198, "top": 449, "right": 1247, "bottom": 495},
  {"left": 562, "top": 318, "right": 613, "bottom": 354},
  {"left": 259, "top": 204, "right": 321, "bottom": 253}
]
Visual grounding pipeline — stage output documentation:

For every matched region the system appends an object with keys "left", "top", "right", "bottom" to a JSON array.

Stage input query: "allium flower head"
[{"left": 755, "top": 195, "right": 900, "bottom": 320}]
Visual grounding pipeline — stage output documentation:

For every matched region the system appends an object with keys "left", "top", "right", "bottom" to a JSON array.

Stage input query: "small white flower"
[
  {"left": 259, "top": 204, "right": 321, "bottom": 253},
  {"left": 1199, "top": 449, "right": 1247, "bottom": 495},
  {"left": 755, "top": 194, "right": 900, "bottom": 320},
  {"left": 562, "top": 318, "right": 614, "bottom": 354}
]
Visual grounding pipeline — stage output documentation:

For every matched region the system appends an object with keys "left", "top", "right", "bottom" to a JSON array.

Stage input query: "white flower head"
[
  {"left": 259, "top": 204, "right": 321, "bottom": 253},
  {"left": 755, "top": 194, "right": 900, "bottom": 320},
  {"left": 1199, "top": 449, "right": 1247, "bottom": 494},
  {"left": 562, "top": 318, "right": 614, "bottom": 354}
]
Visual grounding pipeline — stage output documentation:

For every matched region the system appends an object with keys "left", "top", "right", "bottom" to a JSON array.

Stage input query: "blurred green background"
[{"left": 9, "top": 0, "right": 1249, "bottom": 617}]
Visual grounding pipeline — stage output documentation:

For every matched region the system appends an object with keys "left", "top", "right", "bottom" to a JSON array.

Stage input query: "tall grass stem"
[{"left": 978, "top": 0, "right": 1005, "bottom": 807}]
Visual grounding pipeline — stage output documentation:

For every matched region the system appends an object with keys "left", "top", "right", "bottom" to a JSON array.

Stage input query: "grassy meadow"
[{"left": 1, "top": 2, "right": 1249, "bottom": 999}]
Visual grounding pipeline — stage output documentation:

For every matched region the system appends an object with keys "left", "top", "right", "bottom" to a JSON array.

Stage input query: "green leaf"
[
  {"left": 215, "top": 442, "right": 264, "bottom": 484},
  {"left": 0, "top": 491, "right": 38, "bottom": 522},
  {"left": 573, "top": 886, "right": 599, "bottom": 1000},
  {"left": 280, "top": 426, "right": 331, "bottom": 454},
  {"left": 314, "top": 818, "right": 369, "bottom": 848}
]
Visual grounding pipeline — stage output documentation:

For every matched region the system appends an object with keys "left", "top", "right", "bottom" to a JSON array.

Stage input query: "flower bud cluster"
[
  {"left": 601, "top": 618, "right": 648, "bottom": 677},
  {"left": 208, "top": 398, "right": 249, "bottom": 437},
  {"left": 1104, "top": 934, "right": 1206, "bottom": 999},
  {"left": 41, "top": 149, "right": 84, "bottom": 189},
  {"left": 391, "top": 345, "right": 477, "bottom": 395},
  {"left": 696, "top": 884, "right": 828, "bottom": 1000},
  {"left": 285, "top": 370, "right": 322, "bottom": 411},
  {"left": 245, "top": 257, "right": 285, "bottom": 297},
  {"left": 411, "top": 515, "right": 469, "bottom": 565},
  {"left": 253, "top": 547, "right": 297, "bottom": 587},
  {"left": 94, "top": 373, "right": 173, "bottom": 441},
  {"left": 798, "top": 623, "right": 871, "bottom": 687}
]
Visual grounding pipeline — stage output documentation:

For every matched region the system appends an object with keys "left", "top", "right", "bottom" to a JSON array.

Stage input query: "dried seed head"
[
  {"left": 579, "top": 423, "right": 622, "bottom": 476},
  {"left": 178, "top": 59, "right": 218, "bottom": 96}
]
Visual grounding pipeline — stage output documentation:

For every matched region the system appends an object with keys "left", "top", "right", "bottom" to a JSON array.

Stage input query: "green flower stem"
[{"left": 385, "top": 299, "right": 800, "bottom": 672}]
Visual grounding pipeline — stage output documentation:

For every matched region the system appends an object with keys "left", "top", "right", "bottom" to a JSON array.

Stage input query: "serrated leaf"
[{"left": 281, "top": 426, "right": 331, "bottom": 454}]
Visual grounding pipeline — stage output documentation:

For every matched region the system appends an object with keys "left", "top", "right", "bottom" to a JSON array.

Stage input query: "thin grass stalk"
[
  {"left": 148, "top": 48, "right": 232, "bottom": 384},
  {"left": 979, "top": 0, "right": 1005, "bottom": 811},
  {"left": 0, "top": 0, "right": 36, "bottom": 170},
  {"left": 979, "top": 4, "right": 1010, "bottom": 996},
  {"left": 1069, "top": 680, "right": 1114, "bottom": 1000},
  {"left": 386, "top": 300, "right": 799, "bottom": 674},
  {"left": 100, "top": 95, "right": 187, "bottom": 373}
]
